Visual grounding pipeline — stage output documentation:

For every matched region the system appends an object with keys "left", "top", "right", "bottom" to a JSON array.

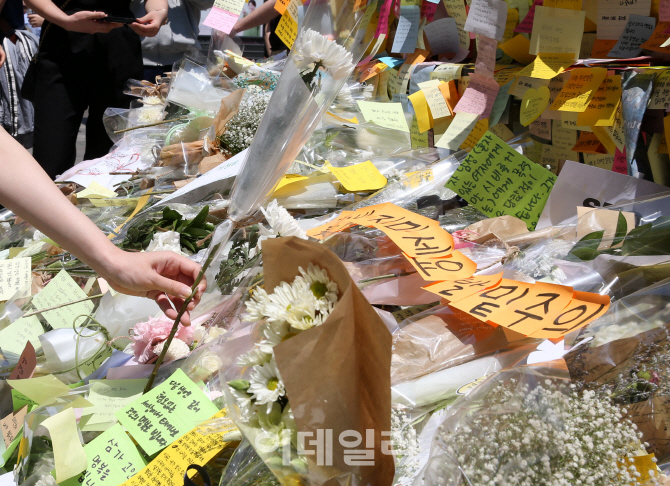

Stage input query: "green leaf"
[
  {"left": 181, "top": 237, "right": 196, "bottom": 253},
  {"left": 162, "top": 207, "right": 182, "bottom": 222},
  {"left": 621, "top": 218, "right": 670, "bottom": 256},
  {"left": 614, "top": 211, "right": 627, "bottom": 240},
  {"left": 187, "top": 206, "right": 210, "bottom": 229},
  {"left": 183, "top": 227, "right": 210, "bottom": 237},
  {"left": 568, "top": 230, "right": 605, "bottom": 261}
]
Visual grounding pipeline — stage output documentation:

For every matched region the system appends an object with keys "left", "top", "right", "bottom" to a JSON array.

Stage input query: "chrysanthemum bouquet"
[{"left": 220, "top": 237, "right": 394, "bottom": 485}]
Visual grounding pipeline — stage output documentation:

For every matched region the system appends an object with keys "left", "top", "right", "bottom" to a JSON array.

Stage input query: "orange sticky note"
[
  {"left": 499, "top": 35, "right": 537, "bottom": 65},
  {"left": 438, "top": 80, "right": 459, "bottom": 113},
  {"left": 449, "top": 278, "right": 535, "bottom": 324},
  {"left": 576, "top": 75, "right": 621, "bottom": 127},
  {"left": 591, "top": 39, "right": 618, "bottom": 58},
  {"left": 422, "top": 273, "right": 503, "bottom": 303},
  {"left": 392, "top": 228, "right": 455, "bottom": 258},
  {"left": 306, "top": 211, "right": 358, "bottom": 239},
  {"left": 492, "top": 282, "right": 574, "bottom": 336},
  {"left": 527, "top": 291, "right": 610, "bottom": 339},
  {"left": 551, "top": 68, "right": 608, "bottom": 112},
  {"left": 275, "top": 0, "right": 290, "bottom": 13},
  {"left": 404, "top": 250, "right": 477, "bottom": 281},
  {"left": 641, "top": 21, "right": 670, "bottom": 54},
  {"left": 572, "top": 131, "right": 607, "bottom": 154}
]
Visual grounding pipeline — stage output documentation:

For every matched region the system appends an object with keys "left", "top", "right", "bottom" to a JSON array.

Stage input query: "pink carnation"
[{"left": 131, "top": 316, "right": 194, "bottom": 363}]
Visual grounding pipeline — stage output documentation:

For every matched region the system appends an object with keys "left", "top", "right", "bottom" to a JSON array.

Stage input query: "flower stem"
[{"left": 143, "top": 241, "right": 222, "bottom": 394}]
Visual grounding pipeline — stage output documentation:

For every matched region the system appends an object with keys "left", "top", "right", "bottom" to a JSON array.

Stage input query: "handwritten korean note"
[
  {"left": 597, "top": 0, "right": 652, "bottom": 39},
  {"left": 445, "top": 131, "right": 557, "bottom": 230},
  {"left": 584, "top": 153, "right": 615, "bottom": 170},
  {"left": 43, "top": 408, "right": 88, "bottom": 482},
  {"left": 81, "top": 379, "right": 147, "bottom": 432},
  {"left": 31, "top": 269, "right": 94, "bottom": 329},
  {"left": 551, "top": 68, "right": 608, "bottom": 112},
  {"left": 515, "top": 0, "right": 542, "bottom": 33},
  {"left": 357, "top": 101, "right": 410, "bottom": 131},
  {"left": 423, "top": 17, "right": 460, "bottom": 54},
  {"left": 608, "top": 15, "right": 656, "bottom": 57},
  {"left": 464, "top": 0, "right": 508, "bottom": 40},
  {"left": 435, "top": 112, "right": 480, "bottom": 149},
  {"left": 1, "top": 406, "right": 27, "bottom": 448},
  {"left": 530, "top": 118, "right": 552, "bottom": 141},
  {"left": 576, "top": 75, "right": 621, "bottom": 126},
  {"left": 474, "top": 35, "right": 498, "bottom": 78},
  {"left": 120, "top": 410, "right": 234, "bottom": 486},
  {"left": 391, "top": 5, "right": 421, "bottom": 53},
  {"left": 640, "top": 21, "right": 670, "bottom": 52},
  {"left": 8, "top": 342, "right": 36, "bottom": 381},
  {"left": 202, "top": 7, "right": 240, "bottom": 33},
  {"left": 116, "top": 369, "right": 218, "bottom": 456},
  {"left": 0, "top": 258, "right": 31, "bottom": 301},
  {"left": 0, "top": 315, "right": 43, "bottom": 355},
  {"left": 430, "top": 64, "right": 463, "bottom": 82},
  {"left": 275, "top": 0, "right": 300, "bottom": 48},
  {"left": 443, "top": 0, "right": 470, "bottom": 50},
  {"left": 517, "top": 53, "right": 574, "bottom": 79},
  {"left": 454, "top": 73, "right": 500, "bottom": 119},
  {"left": 418, "top": 80, "right": 451, "bottom": 119},
  {"left": 410, "top": 116, "right": 430, "bottom": 148},
  {"left": 83, "top": 424, "right": 146, "bottom": 486},
  {"left": 529, "top": 6, "right": 585, "bottom": 57},
  {"left": 649, "top": 70, "right": 670, "bottom": 109}
]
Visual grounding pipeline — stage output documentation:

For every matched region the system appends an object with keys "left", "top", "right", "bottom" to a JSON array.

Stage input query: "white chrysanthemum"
[
  {"left": 230, "top": 388, "right": 253, "bottom": 422},
  {"left": 264, "top": 280, "right": 311, "bottom": 323},
  {"left": 146, "top": 230, "right": 189, "bottom": 256},
  {"left": 297, "top": 263, "right": 338, "bottom": 310},
  {"left": 258, "top": 320, "right": 297, "bottom": 354},
  {"left": 260, "top": 200, "right": 308, "bottom": 239},
  {"left": 248, "top": 359, "right": 285, "bottom": 413},
  {"left": 237, "top": 348, "right": 271, "bottom": 367},
  {"left": 286, "top": 300, "right": 332, "bottom": 331},
  {"left": 292, "top": 29, "right": 354, "bottom": 80},
  {"left": 243, "top": 287, "right": 273, "bottom": 322},
  {"left": 152, "top": 338, "right": 190, "bottom": 362}
]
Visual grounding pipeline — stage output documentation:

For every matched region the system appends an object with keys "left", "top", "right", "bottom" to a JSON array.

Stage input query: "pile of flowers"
[
  {"left": 427, "top": 378, "right": 657, "bottom": 486},
  {"left": 130, "top": 315, "right": 195, "bottom": 363},
  {"left": 228, "top": 263, "right": 338, "bottom": 422},
  {"left": 218, "top": 85, "right": 272, "bottom": 156}
]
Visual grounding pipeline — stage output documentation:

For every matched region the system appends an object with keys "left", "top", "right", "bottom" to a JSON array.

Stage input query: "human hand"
[
  {"left": 61, "top": 11, "right": 122, "bottom": 34},
  {"left": 0, "top": 46, "right": 5, "bottom": 69},
  {"left": 28, "top": 13, "right": 44, "bottom": 27},
  {"left": 98, "top": 249, "right": 207, "bottom": 326},
  {"left": 130, "top": 9, "right": 167, "bottom": 37}
]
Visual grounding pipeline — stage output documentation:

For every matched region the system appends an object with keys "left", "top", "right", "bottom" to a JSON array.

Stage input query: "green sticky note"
[
  {"left": 83, "top": 424, "right": 146, "bottom": 486},
  {"left": 0, "top": 315, "right": 44, "bottom": 355},
  {"left": 8, "top": 374, "right": 70, "bottom": 406},
  {"left": 116, "top": 369, "right": 218, "bottom": 456},
  {"left": 42, "top": 408, "right": 87, "bottom": 483},
  {"left": 31, "top": 269, "right": 94, "bottom": 329},
  {"left": 81, "top": 379, "right": 147, "bottom": 432},
  {"left": 445, "top": 131, "right": 557, "bottom": 230},
  {"left": 0, "top": 432, "right": 20, "bottom": 468},
  {"left": 11, "top": 389, "right": 37, "bottom": 412}
]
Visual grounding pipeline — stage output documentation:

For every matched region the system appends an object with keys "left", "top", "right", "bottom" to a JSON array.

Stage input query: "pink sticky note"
[
  {"left": 474, "top": 35, "right": 497, "bottom": 78},
  {"left": 357, "top": 54, "right": 374, "bottom": 67},
  {"left": 662, "top": 0, "right": 670, "bottom": 21},
  {"left": 421, "top": 1, "right": 437, "bottom": 21},
  {"left": 203, "top": 6, "right": 240, "bottom": 34},
  {"left": 376, "top": 0, "right": 393, "bottom": 37},
  {"left": 515, "top": 0, "right": 543, "bottom": 33},
  {"left": 613, "top": 148, "right": 628, "bottom": 174},
  {"left": 453, "top": 72, "right": 500, "bottom": 119}
]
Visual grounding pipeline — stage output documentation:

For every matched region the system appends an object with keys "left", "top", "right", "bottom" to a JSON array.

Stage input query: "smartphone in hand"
[{"left": 95, "top": 16, "right": 138, "bottom": 24}]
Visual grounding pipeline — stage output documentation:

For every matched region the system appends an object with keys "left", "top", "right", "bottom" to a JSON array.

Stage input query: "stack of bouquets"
[{"left": 219, "top": 237, "right": 394, "bottom": 485}]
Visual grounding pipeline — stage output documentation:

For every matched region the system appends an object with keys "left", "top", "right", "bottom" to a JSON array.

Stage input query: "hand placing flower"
[
  {"left": 131, "top": 9, "right": 168, "bottom": 37},
  {"left": 96, "top": 248, "right": 207, "bottom": 326}
]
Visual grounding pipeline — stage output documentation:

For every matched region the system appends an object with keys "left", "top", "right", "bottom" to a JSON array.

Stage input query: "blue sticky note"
[{"left": 377, "top": 56, "right": 404, "bottom": 68}]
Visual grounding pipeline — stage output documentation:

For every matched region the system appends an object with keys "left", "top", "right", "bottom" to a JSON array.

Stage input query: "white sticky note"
[
  {"left": 435, "top": 112, "right": 480, "bottom": 149},
  {"left": 0, "top": 258, "right": 31, "bottom": 301},
  {"left": 463, "top": 0, "right": 508, "bottom": 41},
  {"left": 357, "top": 101, "right": 410, "bottom": 132},
  {"left": 391, "top": 5, "right": 421, "bottom": 53},
  {"left": 597, "top": 0, "right": 652, "bottom": 40},
  {"left": 423, "top": 17, "right": 460, "bottom": 54}
]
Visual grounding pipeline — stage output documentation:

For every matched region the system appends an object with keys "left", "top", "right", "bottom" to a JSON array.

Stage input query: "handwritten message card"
[
  {"left": 31, "top": 269, "right": 94, "bottom": 329},
  {"left": 83, "top": 424, "right": 146, "bottom": 486},
  {"left": 81, "top": 379, "right": 147, "bottom": 432},
  {"left": 116, "top": 369, "right": 218, "bottom": 456},
  {"left": 0, "top": 258, "right": 31, "bottom": 301},
  {"left": 357, "top": 101, "right": 410, "bottom": 131},
  {"left": 445, "top": 132, "right": 557, "bottom": 229}
]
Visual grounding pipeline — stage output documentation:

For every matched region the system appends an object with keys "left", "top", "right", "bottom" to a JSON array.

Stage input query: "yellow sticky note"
[
  {"left": 664, "top": 116, "right": 670, "bottom": 157},
  {"left": 577, "top": 75, "right": 621, "bottom": 127},
  {"left": 275, "top": 6, "right": 298, "bottom": 48},
  {"left": 544, "top": 0, "right": 581, "bottom": 8},
  {"left": 489, "top": 123, "right": 515, "bottom": 141},
  {"left": 500, "top": 35, "right": 537, "bottom": 65},
  {"left": 460, "top": 118, "right": 489, "bottom": 150},
  {"left": 274, "top": 174, "right": 309, "bottom": 192},
  {"left": 109, "top": 192, "right": 151, "bottom": 239},
  {"left": 583, "top": 152, "right": 614, "bottom": 170},
  {"left": 436, "top": 112, "right": 480, "bottom": 149},
  {"left": 7, "top": 374, "right": 70, "bottom": 405},
  {"left": 76, "top": 181, "right": 117, "bottom": 199},
  {"left": 328, "top": 161, "right": 387, "bottom": 192},
  {"left": 89, "top": 197, "right": 141, "bottom": 208},
  {"left": 649, "top": 70, "right": 670, "bottom": 109},
  {"left": 520, "top": 86, "right": 551, "bottom": 126},
  {"left": 551, "top": 68, "right": 608, "bottom": 112},
  {"left": 517, "top": 53, "right": 574, "bottom": 79},
  {"left": 326, "top": 111, "right": 359, "bottom": 124},
  {"left": 529, "top": 6, "right": 585, "bottom": 58},
  {"left": 418, "top": 80, "right": 451, "bottom": 120},
  {"left": 408, "top": 90, "right": 432, "bottom": 133},
  {"left": 430, "top": 64, "right": 463, "bottom": 83},
  {"left": 42, "top": 408, "right": 87, "bottom": 482},
  {"left": 120, "top": 410, "right": 235, "bottom": 486},
  {"left": 592, "top": 126, "right": 616, "bottom": 154},
  {"left": 503, "top": 8, "right": 519, "bottom": 43},
  {"left": 410, "top": 115, "right": 429, "bottom": 148},
  {"left": 357, "top": 100, "right": 410, "bottom": 132}
]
